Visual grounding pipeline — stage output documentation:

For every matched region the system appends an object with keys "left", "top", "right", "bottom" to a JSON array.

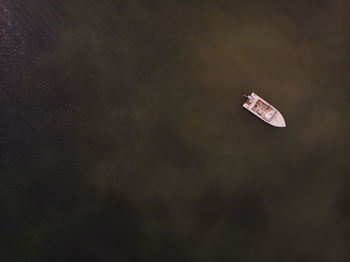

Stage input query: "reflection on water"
[{"left": 1, "top": 0, "right": 350, "bottom": 261}]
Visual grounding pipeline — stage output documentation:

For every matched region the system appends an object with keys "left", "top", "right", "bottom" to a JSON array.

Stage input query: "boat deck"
[{"left": 243, "top": 93, "right": 286, "bottom": 127}]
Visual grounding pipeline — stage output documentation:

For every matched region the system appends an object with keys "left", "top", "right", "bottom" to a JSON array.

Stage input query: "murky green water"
[{"left": 1, "top": 0, "right": 350, "bottom": 261}]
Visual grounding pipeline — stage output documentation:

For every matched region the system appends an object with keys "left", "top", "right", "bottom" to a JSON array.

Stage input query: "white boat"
[{"left": 242, "top": 93, "right": 286, "bottom": 127}]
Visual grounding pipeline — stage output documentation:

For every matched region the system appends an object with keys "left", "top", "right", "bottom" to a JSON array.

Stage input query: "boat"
[{"left": 242, "top": 93, "right": 286, "bottom": 127}]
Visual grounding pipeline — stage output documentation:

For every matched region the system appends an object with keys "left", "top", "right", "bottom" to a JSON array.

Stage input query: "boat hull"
[{"left": 243, "top": 93, "right": 286, "bottom": 127}]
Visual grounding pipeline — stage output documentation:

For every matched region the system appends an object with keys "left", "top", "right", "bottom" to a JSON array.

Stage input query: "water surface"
[{"left": 1, "top": 0, "right": 350, "bottom": 261}]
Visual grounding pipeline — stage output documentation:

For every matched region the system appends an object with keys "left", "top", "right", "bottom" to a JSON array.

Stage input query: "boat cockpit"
[{"left": 252, "top": 100, "right": 276, "bottom": 121}]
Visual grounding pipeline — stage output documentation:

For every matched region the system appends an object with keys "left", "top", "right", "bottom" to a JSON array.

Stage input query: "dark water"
[{"left": 1, "top": 0, "right": 350, "bottom": 261}]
